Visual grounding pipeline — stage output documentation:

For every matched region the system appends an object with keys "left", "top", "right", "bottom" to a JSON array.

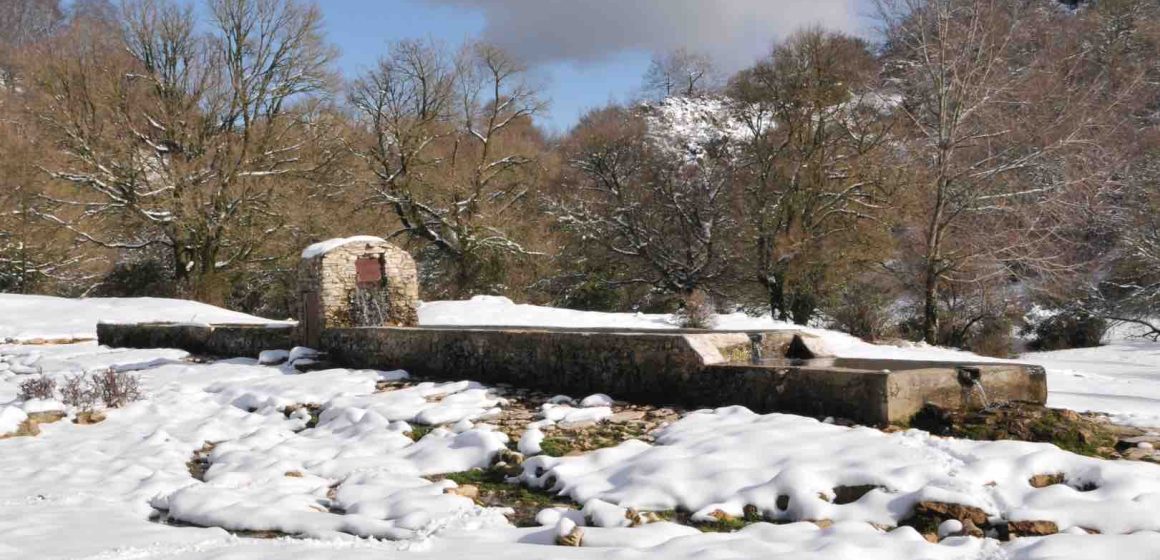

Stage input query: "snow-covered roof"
[{"left": 300, "top": 236, "right": 387, "bottom": 259}]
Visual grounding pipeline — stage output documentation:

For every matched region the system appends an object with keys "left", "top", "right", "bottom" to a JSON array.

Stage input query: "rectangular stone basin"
[
  {"left": 703, "top": 358, "right": 1047, "bottom": 426},
  {"left": 97, "top": 321, "right": 1047, "bottom": 426}
]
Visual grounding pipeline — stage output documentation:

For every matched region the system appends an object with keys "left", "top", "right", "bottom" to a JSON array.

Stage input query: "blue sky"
[
  {"left": 315, "top": 0, "right": 872, "bottom": 133},
  {"left": 85, "top": 0, "right": 871, "bottom": 133},
  {"left": 317, "top": 0, "right": 653, "bottom": 133}
]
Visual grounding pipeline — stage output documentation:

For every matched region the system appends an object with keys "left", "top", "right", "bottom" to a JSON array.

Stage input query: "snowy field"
[
  {"left": 1, "top": 295, "right": 1159, "bottom": 559},
  {"left": 1021, "top": 324, "right": 1160, "bottom": 428},
  {"left": 0, "top": 293, "right": 287, "bottom": 343}
]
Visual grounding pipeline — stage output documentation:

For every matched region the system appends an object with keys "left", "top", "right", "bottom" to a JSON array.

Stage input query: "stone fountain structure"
[{"left": 96, "top": 236, "right": 1048, "bottom": 426}]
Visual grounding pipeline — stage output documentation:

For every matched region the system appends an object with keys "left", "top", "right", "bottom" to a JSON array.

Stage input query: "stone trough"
[
  {"left": 96, "top": 320, "right": 1046, "bottom": 426},
  {"left": 95, "top": 236, "right": 1048, "bottom": 426}
]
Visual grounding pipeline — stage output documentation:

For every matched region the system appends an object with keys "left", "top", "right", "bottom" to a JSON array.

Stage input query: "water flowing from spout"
[{"left": 971, "top": 379, "right": 991, "bottom": 410}]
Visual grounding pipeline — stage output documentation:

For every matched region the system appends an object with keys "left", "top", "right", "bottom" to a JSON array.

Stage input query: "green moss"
[
  {"left": 902, "top": 511, "right": 942, "bottom": 536},
  {"left": 538, "top": 437, "right": 572, "bottom": 457},
  {"left": 439, "top": 468, "right": 565, "bottom": 527},
  {"left": 649, "top": 508, "right": 757, "bottom": 533},
  {"left": 408, "top": 425, "right": 435, "bottom": 442},
  {"left": 695, "top": 517, "right": 751, "bottom": 533},
  {"left": 907, "top": 403, "right": 1117, "bottom": 459},
  {"left": 1028, "top": 415, "right": 1114, "bottom": 457},
  {"left": 718, "top": 344, "right": 751, "bottom": 363},
  {"left": 538, "top": 423, "right": 648, "bottom": 457},
  {"left": 443, "top": 468, "right": 505, "bottom": 486}
]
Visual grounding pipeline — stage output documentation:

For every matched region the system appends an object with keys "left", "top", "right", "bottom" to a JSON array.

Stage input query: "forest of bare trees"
[{"left": 2, "top": 0, "right": 1158, "bottom": 353}]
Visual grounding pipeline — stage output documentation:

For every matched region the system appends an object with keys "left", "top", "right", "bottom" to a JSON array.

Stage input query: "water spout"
[
  {"left": 748, "top": 333, "right": 764, "bottom": 364},
  {"left": 956, "top": 365, "right": 991, "bottom": 411}
]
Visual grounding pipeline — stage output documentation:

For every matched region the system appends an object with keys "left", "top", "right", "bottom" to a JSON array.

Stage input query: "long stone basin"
[{"left": 96, "top": 322, "right": 1047, "bottom": 426}]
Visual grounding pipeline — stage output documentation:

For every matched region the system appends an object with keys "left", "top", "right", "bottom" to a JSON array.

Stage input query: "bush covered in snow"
[
  {"left": 17, "top": 374, "right": 56, "bottom": 401},
  {"left": 60, "top": 374, "right": 98, "bottom": 411},
  {"left": 1028, "top": 310, "right": 1108, "bottom": 351},
  {"left": 90, "top": 369, "right": 142, "bottom": 408}
]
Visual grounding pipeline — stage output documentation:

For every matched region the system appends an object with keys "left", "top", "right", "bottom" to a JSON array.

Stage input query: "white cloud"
[{"left": 427, "top": 0, "right": 865, "bottom": 71}]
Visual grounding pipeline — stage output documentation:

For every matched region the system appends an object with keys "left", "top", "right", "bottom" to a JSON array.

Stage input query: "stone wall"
[
  {"left": 318, "top": 326, "right": 899, "bottom": 423},
  {"left": 320, "top": 327, "right": 716, "bottom": 404},
  {"left": 316, "top": 327, "right": 894, "bottom": 423},
  {"left": 96, "top": 322, "right": 295, "bottom": 358},
  {"left": 697, "top": 364, "right": 892, "bottom": 423}
]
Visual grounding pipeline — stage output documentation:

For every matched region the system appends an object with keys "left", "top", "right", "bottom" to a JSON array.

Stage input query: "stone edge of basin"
[{"left": 96, "top": 321, "right": 1047, "bottom": 427}]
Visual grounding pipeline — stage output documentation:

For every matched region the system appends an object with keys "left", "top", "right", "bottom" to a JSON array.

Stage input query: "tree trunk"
[
  {"left": 172, "top": 243, "right": 193, "bottom": 296},
  {"left": 923, "top": 179, "right": 947, "bottom": 345},
  {"left": 766, "top": 269, "right": 788, "bottom": 322},
  {"left": 922, "top": 262, "right": 940, "bottom": 345}
]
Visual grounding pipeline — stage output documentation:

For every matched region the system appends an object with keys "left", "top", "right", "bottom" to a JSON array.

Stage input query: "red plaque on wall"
[{"left": 356, "top": 256, "right": 382, "bottom": 285}]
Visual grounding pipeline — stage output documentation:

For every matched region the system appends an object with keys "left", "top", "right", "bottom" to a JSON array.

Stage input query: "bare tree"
[
  {"left": 877, "top": 0, "right": 1100, "bottom": 343},
  {"left": 729, "top": 29, "right": 891, "bottom": 324},
  {"left": 0, "top": 1, "right": 96, "bottom": 294},
  {"left": 0, "top": 129, "right": 96, "bottom": 293},
  {"left": 1083, "top": 148, "right": 1160, "bottom": 341},
  {"left": 642, "top": 48, "right": 717, "bottom": 100},
  {"left": 68, "top": 0, "right": 118, "bottom": 25},
  {"left": 552, "top": 105, "right": 738, "bottom": 297},
  {"left": 0, "top": 0, "right": 63, "bottom": 86},
  {"left": 1108, "top": 198, "right": 1160, "bottom": 340},
  {"left": 29, "top": 0, "right": 340, "bottom": 300},
  {"left": 1073, "top": 0, "right": 1160, "bottom": 340},
  {"left": 351, "top": 40, "right": 547, "bottom": 296},
  {"left": 0, "top": 0, "right": 63, "bottom": 49}
]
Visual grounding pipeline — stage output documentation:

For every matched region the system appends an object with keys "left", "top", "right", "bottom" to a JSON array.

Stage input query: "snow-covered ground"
[
  {"left": 0, "top": 294, "right": 287, "bottom": 342},
  {"left": 1021, "top": 323, "right": 1160, "bottom": 428},
  {"left": 1, "top": 295, "right": 1159, "bottom": 559}
]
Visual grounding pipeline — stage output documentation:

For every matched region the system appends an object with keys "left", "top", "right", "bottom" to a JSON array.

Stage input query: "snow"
[
  {"left": 0, "top": 294, "right": 1158, "bottom": 558},
  {"left": 1022, "top": 338, "right": 1160, "bottom": 428},
  {"left": 522, "top": 407, "right": 1160, "bottom": 535},
  {"left": 301, "top": 236, "right": 386, "bottom": 259},
  {"left": 938, "top": 519, "right": 963, "bottom": 538},
  {"left": 641, "top": 96, "right": 763, "bottom": 163},
  {"left": 259, "top": 349, "right": 291, "bottom": 365},
  {"left": 518, "top": 426, "right": 545, "bottom": 456},
  {"left": 419, "top": 295, "right": 679, "bottom": 329},
  {"left": 0, "top": 293, "right": 286, "bottom": 342},
  {"left": 539, "top": 402, "right": 613, "bottom": 427},
  {"left": 579, "top": 393, "right": 614, "bottom": 407},
  {"left": 0, "top": 403, "right": 27, "bottom": 434}
]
